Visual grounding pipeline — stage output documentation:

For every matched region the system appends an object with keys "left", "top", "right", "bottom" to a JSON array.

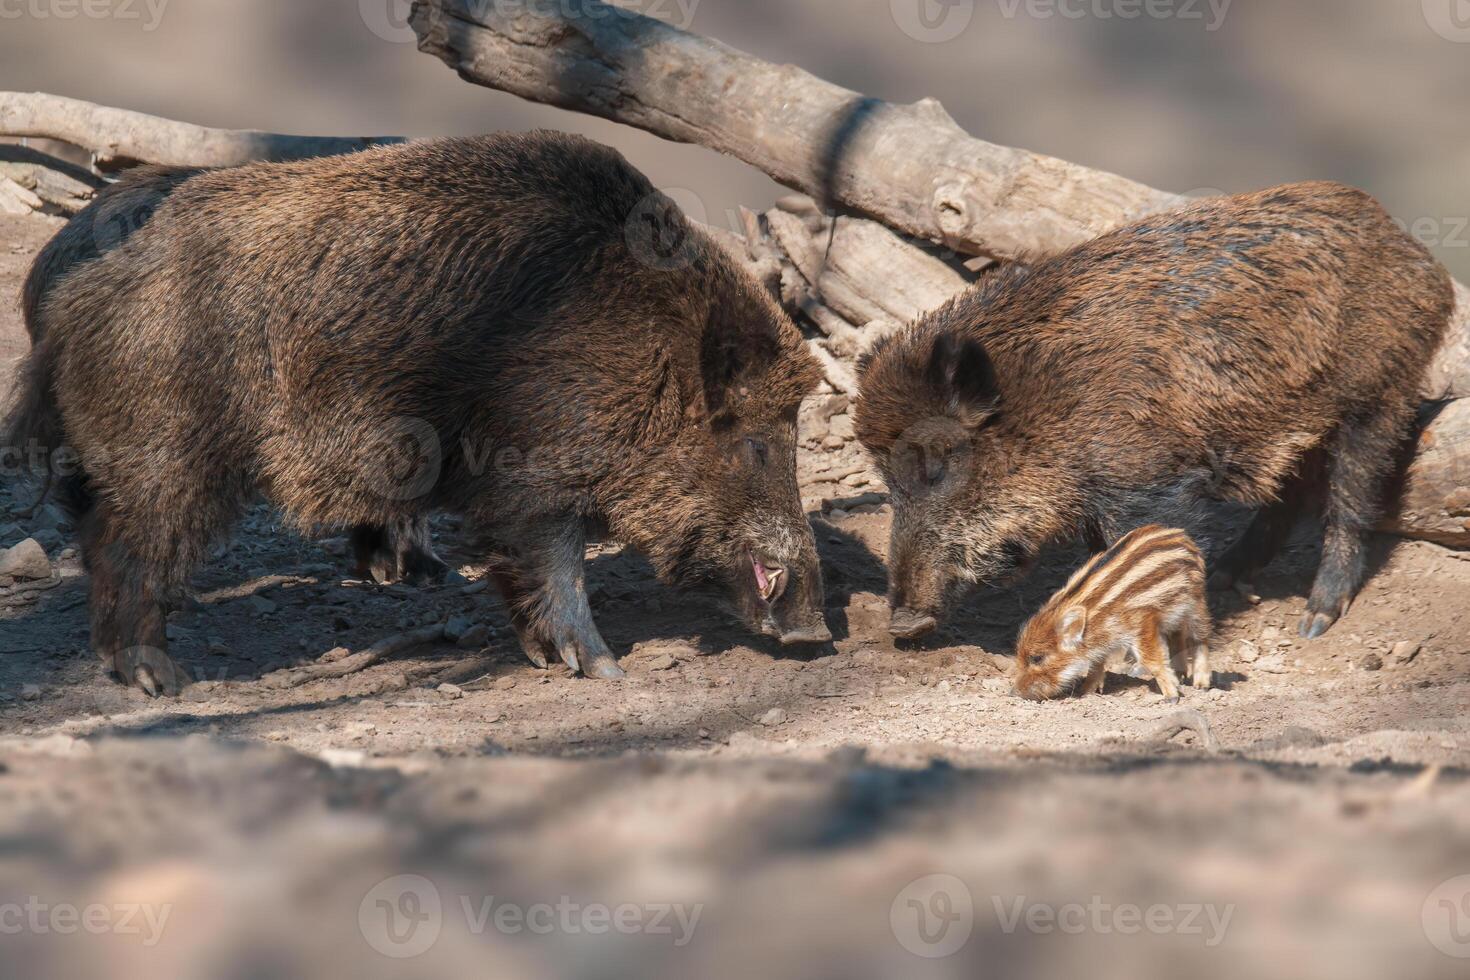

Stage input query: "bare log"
[
  {"left": 410, "top": 0, "right": 1178, "bottom": 260},
  {"left": 409, "top": 0, "right": 1468, "bottom": 399},
  {"left": 1382, "top": 399, "right": 1470, "bottom": 547},
  {"left": 0, "top": 92, "right": 405, "bottom": 171},
  {"left": 0, "top": 145, "right": 100, "bottom": 215}
]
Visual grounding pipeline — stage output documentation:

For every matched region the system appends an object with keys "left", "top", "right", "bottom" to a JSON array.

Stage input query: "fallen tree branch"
[
  {"left": 0, "top": 144, "right": 101, "bottom": 214},
  {"left": 410, "top": 0, "right": 1178, "bottom": 260},
  {"left": 0, "top": 92, "right": 406, "bottom": 171},
  {"left": 409, "top": 0, "right": 1468, "bottom": 401},
  {"left": 262, "top": 624, "right": 446, "bottom": 689}
]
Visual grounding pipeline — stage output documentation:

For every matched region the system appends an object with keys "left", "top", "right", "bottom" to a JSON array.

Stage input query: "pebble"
[
  {"left": 20, "top": 684, "right": 42, "bottom": 701},
  {"left": 759, "top": 707, "right": 788, "bottom": 727},
  {"left": 1359, "top": 652, "right": 1384, "bottom": 672},
  {"left": 647, "top": 654, "right": 677, "bottom": 671},
  {"left": 456, "top": 624, "right": 491, "bottom": 649},
  {"left": 494, "top": 676, "right": 517, "bottom": 691},
  {"left": 443, "top": 615, "right": 474, "bottom": 642},
  {"left": 247, "top": 595, "right": 278, "bottom": 615},
  {"left": 437, "top": 683, "right": 464, "bottom": 699},
  {"left": 1234, "top": 639, "right": 1260, "bottom": 664},
  {"left": 0, "top": 538, "right": 50, "bottom": 581},
  {"left": 1387, "top": 640, "right": 1422, "bottom": 667}
]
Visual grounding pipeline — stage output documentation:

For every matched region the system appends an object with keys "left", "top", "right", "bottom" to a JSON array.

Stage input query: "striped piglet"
[{"left": 1013, "top": 526, "right": 1212, "bottom": 702}]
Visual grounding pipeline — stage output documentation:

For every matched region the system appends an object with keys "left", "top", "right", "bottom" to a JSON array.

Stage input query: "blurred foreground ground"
[{"left": 2, "top": 208, "right": 1469, "bottom": 977}]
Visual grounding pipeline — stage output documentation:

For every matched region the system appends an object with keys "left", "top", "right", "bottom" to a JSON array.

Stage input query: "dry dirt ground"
[{"left": 2, "top": 209, "right": 1469, "bottom": 979}]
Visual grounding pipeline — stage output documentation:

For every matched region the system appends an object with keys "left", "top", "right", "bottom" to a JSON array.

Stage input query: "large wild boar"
[
  {"left": 3, "top": 132, "right": 830, "bottom": 695},
  {"left": 855, "top": 182, "right": 1453, "bottom": 641},
  {"left": 19, "top": 165, "right": 453, "bottom": 588}
]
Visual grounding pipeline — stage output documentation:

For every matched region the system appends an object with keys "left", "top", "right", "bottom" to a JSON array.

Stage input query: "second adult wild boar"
[
  {"left": 856, "top": 182, "right": 1453, "bottom": 641},
  {"left": 5, "top": 132, "right": 830, "bottom": 694}
]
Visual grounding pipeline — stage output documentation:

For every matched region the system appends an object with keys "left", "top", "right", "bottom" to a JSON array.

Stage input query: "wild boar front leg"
[
  {"left": 494, "top": 520, "right": 625, "bottom": 680},
  {"left": 78, "top": 500, "right": 190, "bottom": 697}
]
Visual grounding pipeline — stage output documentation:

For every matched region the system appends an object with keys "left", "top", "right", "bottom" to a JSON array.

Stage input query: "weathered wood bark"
[
  {"left": 409, "top": 0, "right": 1469, "bottom": 402},
  {"left": 0, "top": 144, "right": 102, "bottom": 214},
  {"left": 410, "top": 0, "right": 1179, "bottom": 261},
  {"left": 0, "top": 92, "right": 405, "bottom": 171},
  {"left": 1385, "top": 400, "right": 1470, "bottom": 546}
]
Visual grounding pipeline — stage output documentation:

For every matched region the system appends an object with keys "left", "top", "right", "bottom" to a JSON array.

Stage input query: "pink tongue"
[{"left": 752, "top": 558, "right": 770, "bottom": 593}]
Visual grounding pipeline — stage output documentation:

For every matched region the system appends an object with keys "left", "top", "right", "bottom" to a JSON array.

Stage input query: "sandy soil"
[{"left": 2, "top": 209, "right": 1469, "bottom": 979}]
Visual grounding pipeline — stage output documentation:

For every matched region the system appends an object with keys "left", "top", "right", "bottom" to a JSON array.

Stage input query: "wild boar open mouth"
[{"left": 749, "top": 552, "right": 786, "bottom": 605}]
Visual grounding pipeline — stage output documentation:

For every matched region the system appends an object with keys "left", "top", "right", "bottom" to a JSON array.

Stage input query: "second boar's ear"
[
  {"left": 926, "top": 332, "right": 998, "bottom": 426},
  {"left": 1058, "top": 606, "right": 1088, "bottom": 651}
]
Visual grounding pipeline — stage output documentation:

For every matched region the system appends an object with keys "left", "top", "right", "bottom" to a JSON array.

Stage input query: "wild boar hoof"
[
  {"left": 584, "top": 657, "right": 626, "bottom": 680},
  {"left": 779, "top": 624, "right": 833, "bottom": 645},
  {"left": 1297, "top": 610, "right": 1338, "bottom": 640},
  {"left": 889, "top": 609, "right": 938, "bottom": 640},
  {"left": 116, "top": 646, "right": 189, "bottom": 698}
]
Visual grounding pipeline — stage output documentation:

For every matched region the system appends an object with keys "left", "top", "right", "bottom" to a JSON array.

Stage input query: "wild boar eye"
[
  {"left": 1029, "top": 653, "right": 1046, "bottom": 667},
  {"left": 740, "top": 437, "right": 769, "bottom": 467}
]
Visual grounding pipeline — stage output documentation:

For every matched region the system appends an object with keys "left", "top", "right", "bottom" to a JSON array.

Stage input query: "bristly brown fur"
[
  {"left": 856, "top": 181, "right": 1454, "bottom": 639},
  {"left": 3, "top": 132, "right": 827, "bottom": 693}
]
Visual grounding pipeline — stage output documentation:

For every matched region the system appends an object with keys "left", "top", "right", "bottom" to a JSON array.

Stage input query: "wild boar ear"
[
  {"left": 699, "top": 304, "right": 778, "bottom": 422},
  {"left": 926, "top": 332, "right": 998, "bottom": 426},
  {"left": 1058, "top": 606, "right": 1088, "bottom": 651}
]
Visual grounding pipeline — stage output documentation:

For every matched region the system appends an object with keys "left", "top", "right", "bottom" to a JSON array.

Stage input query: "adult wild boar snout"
[
  {"left": 887, "top": 530, "right": 946, "bottom": 639},
  {"left": 748, "top": 526, "right": 830, "bottom": 645}
]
